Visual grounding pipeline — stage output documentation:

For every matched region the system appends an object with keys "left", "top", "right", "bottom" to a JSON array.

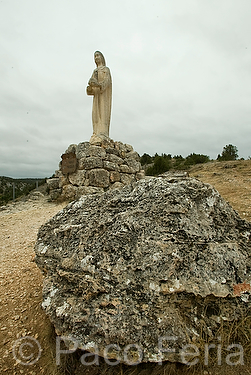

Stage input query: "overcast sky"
[{"left": 1, "top": 0, "right": 251, "bottom": 178}]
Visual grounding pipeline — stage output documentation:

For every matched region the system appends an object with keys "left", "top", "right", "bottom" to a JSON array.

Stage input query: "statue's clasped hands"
[{"left": 87, "top": 78, "right": 101, "bottom": 95}]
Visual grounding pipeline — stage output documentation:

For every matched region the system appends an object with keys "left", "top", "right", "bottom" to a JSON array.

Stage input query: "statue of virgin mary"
[{"left": 87, "top": 51, "right": 112, "bottom": 142}]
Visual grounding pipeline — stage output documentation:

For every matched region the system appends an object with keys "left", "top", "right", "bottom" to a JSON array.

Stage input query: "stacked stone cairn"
[{"left": 47, "top": 139, "right": 145, "bottom": 201}]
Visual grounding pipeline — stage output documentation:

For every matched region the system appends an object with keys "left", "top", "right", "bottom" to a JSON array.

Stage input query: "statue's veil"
[{"left": 95, "top": 51, "right": 106, "bottom": 66}]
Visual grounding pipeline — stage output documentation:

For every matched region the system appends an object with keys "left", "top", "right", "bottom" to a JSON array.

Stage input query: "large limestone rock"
[{"left": 35, "top": 176, "right": 251, "bottom": 363}]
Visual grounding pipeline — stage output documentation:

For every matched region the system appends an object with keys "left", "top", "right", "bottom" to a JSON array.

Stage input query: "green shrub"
[
  {"left": 146, "top": 154, "right": 171, "bottom": 175},
  {"left": 217, "top": 144, "right": 238, "bottom": 161},
  {"left": 140, "top": 153, "right": 153, "bottom": 165},
  {"left": 173, "top": 155, "right": 185, "bottom": 169},
  {"left": 184, "top": 153, "right": 210, "bottom": 166}
]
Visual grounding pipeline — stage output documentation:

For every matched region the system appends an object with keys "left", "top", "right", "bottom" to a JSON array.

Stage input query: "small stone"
[
  {"left": 136, "top": 170, "right": 145, "bottom": 180},
  {"left": 110, "top": 171, "right": 121, "bottom": 183},
  {"left": 77, "top": 157, "right": 87, "bottom": 170},
  {"left": 105, "top": 153, "right": 124, "bottom": 165},
  {"left": 87, "top": 145, "right": 106, "bottom": 158},
  {"left": 58, "top": 175, "right": 69, "bottom": 188},
  {"left": 61, "top": 185, "right": 77, "bottom": 200},
  {"left": 54, "top": 170, "right": 62, "bottom": 178},
  {"left": 76, "top": 142, "right": 90, "bottom": 159},
  {"left": 125, "top": 151, "right": 140, "bottom": 161},
  {"left": 49, "top": 189, "right": 61, "bottom": 201},
  {"left": 103, "top": 161, "right": 119, "bottom": 171},
  {"left": 120, "top": 164, "right": 131, "bottom": 173},
  {"left": 124, "top": 144, "right": 134, "bottom": 152},
  {"left": 46, "top": 178, "right": 59, "bottom": 190},
  {"left": 105, "top": 147, "right": 121, "bottom": 157},
  {"left": 68, "top": 170, "right": 86, "bottom": 186},
  {"left": 83, "top": 156, "right": 103, "bottom": 170},
  {"left": 120, "top": 173, "right": 135, "bottom": 185},
  {"left": 110, "top": 182, "right": 124, "bottom": 190},
  {"left": 65, "top": 144, "right": 77, "bottom": 154},
  {"left": 124, "top": 158, "right": 141, "bottom": 173},
  {"left": 88, "top": 169, "right": 110, "bottom": 188},
  {"left": 76, "top": 186, "right": 104, "bottom": 197}
]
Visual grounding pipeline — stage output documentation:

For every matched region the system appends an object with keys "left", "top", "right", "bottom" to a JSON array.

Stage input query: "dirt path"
[{"left": 0, "top": 197, "right": 66, "bottom": 374}]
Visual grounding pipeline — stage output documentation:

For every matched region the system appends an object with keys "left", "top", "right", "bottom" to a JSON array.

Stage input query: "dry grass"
[{"left": 189, "top": 159, "right": 251, "bottom": 222}]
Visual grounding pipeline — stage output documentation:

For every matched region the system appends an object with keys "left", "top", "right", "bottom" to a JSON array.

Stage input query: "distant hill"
[{"left": 0, "top": 176, "right": 46, "bottom": 205}]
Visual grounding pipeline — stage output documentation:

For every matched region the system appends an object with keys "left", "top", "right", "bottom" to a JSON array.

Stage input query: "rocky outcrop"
[
  {"left": 47, "top": 139, "right": 145, "bottom": 201},
  {"left": 35, "top": 176, "right": 251, "bottom": 364}
]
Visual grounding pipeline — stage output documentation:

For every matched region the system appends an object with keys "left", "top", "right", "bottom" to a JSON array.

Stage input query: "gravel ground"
[{"left": 0, "top": 195, "right": 66, "bottom": 374}]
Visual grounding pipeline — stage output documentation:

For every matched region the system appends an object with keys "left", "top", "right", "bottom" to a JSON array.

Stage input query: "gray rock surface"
[
  {"left": 35, "top": 177, "right": 251, "bottom": 363},
  {"left": 47, "top": 139, "right": 145, "bottom": 201}
]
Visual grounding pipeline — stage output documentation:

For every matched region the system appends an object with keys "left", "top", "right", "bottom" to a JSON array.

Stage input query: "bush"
[
  {"left": 173, "top": 155, "right": 185, "bottom": 169},
  {"left": 217, "top": 144, "right": 238, "bottom": 161},
  {"left": 146, "top": 154, "right": 171, "bottom": 176},
  {"left": 184, "top": 153, "right": 210, "bottom": 166},
  {"left": 140, "top": 153, "right": 153, "bottom": 165}
]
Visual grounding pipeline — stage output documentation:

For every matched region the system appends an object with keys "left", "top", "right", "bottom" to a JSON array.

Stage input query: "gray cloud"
[{"left": 0, "top": 0, "right": 251, "bottom": 177}]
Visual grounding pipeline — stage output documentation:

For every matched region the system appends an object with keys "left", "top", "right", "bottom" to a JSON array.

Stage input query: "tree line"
[
  {"left": 141, "top": 144, "right": 240, "bottom": 176},
  {"left": 0, "top": 177, "right": 46, "bottom": 205}
]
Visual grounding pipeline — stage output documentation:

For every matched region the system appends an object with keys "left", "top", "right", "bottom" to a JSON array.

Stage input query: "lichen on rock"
[
  {"left": 35, "top": 176, "right": 251, "bottom": 363},
  {"left": 46, "top": 139, "right": 145, "bottom": 202}
]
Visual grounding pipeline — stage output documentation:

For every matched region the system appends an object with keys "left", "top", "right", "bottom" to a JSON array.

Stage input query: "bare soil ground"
[
  {"left": 1, "top": 160, "right": 251, "bottom": 375},
  {"left": 0, "top": 196, "right": 67, "bottom": 375}
]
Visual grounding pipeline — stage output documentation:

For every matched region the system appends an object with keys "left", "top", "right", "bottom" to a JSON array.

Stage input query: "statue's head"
[{"left": 94, "top": 51, "right": 106, "bottom": 66}]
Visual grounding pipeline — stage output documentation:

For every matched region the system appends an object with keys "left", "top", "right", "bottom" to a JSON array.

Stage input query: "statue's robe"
[{"left": 87, "top": 66, "right": 112, "bottom": 137}]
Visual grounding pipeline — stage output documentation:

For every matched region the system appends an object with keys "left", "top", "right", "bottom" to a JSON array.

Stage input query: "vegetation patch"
[{"left": 0, "top": 176, "right": 46, "bottom": 205}]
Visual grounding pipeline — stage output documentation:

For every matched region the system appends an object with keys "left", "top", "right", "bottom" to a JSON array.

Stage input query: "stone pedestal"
[{"left": 47, "top": 139, "right": 145, "bottom": 201}]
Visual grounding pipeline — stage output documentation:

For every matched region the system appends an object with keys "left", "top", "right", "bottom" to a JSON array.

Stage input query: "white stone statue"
[{"left": 87, "top": 51, "right": 112, "bottom": 143}]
